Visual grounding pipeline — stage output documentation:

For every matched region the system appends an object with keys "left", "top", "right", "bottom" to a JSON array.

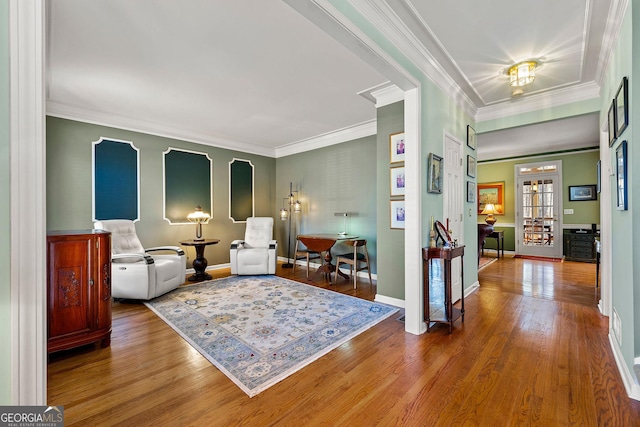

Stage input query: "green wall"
[
  {"left": 376, "top": 102, "right": 404, "bottom": 299},
  {"left": 599, "top": 2, "right": 636, "bottom": 374},
  {"left": 478, "top": 150, "right": 600, "bottom": 251},
  {"left": 0, "top": 0, "right": 11, "bottom": 405},
  {"left": 46, "top": 117, "right": 276, "bottom": 268},
  {"left": 275, "top": 135, "right": 378, "bottom": 275}
]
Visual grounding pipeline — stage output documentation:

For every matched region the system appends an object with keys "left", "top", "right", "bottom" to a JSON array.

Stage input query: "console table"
[
  {"left": 422, "top": 245, "right": 465, "bottom": 333},
  {"left": 180, "top": 239, "right": 220, "bottom": 281},
  {"left": 482, "top": 230, "right": 504, "bottom": 258}
]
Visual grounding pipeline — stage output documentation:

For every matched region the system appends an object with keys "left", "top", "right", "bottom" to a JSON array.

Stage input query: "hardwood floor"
[{"left": 48, "top": 258, "right": 640, "bottom": 426}]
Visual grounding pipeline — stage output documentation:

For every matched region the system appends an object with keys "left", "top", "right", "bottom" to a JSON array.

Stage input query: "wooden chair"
[
  {"left": 333, "top": 239, "right": 372, "bottom": 289},
  {"left": 293, "top": 237, "right": 322, "bottom": 278}
]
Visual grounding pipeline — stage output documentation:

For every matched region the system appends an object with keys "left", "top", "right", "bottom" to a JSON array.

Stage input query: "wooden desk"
[
  {"left": 180, "top": 239, "right": 220, "bottom": 281},
  {"left": 297, "top": 234, "right": 357, "bottom": 281},
  {"left": 422, "top": 245, "right": 465, "bottom": 334},
  {"left": 482, "top": 230, "right": 504, "bottom": 258}
]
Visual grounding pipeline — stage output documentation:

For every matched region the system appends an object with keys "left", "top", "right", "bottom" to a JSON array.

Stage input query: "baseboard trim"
[
  {"left": 374, "top": 294, "right": 405, "bottom": 309},
  {"left": 609, "top": 333, "right": 640, "bottom": 401}
]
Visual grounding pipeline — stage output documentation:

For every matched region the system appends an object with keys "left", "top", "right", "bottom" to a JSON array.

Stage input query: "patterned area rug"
[{"left": 145, "top": 275, "right": 397, "bottom": 397}]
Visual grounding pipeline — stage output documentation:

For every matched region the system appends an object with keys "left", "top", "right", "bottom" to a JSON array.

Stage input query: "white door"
[
  {"left": 443, "top": 134, "right": 464, "bottom": 302},
  {"left": 515, "top": 161, "right": 563, "bottom": 258}
]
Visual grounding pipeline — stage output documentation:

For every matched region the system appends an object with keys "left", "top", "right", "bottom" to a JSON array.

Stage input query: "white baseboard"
[
  {"left": 465, "top": 281, "right": 480, "bottom": 297},
  {"left": 374, "top": 294, "right": 405, "bottom": 309},
  {"left": 609, "top": 333, "right": 640, "bottom": 401}
]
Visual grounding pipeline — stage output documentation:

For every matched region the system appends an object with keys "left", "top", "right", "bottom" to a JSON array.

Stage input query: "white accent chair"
[
  {"left": 94, "top": 219, "right": 186, "bottom": 300},
  {"left": 230, "top": 217, "right": 277, "bottom": 275}
]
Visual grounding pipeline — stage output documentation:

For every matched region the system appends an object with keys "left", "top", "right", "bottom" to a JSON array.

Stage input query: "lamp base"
[{"left": 485, "top": 215, "right": 497, "bottom": 225}]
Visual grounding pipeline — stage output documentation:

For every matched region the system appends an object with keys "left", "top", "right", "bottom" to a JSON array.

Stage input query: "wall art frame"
[
  {"left": 477, "top": 182, "right": 505, "bottom": 215},
  {"left": 568, "top": 185, "right": 597, "bottom": 201},
  {"left": 608, "top": 101, "right": 616, "bottom": 147},
  {"left": 467, "top": 181, "right": 476, "bottom": 203},
  {"left": 467, "top": 125, "right": 476, "bottom": 150},
  {"left": 616, "top": 140, "right": 627, "bottom": 210},
  {"left": 615, "top": 76, "right": 628, "bottom": 138},
  {"left": 467, "top": 155, "right": 476, "bottom": 178},
  {"left": 390, "top": 165, "right": 405, "bottom": 197},
  {"left": 427, "top": 153, "right": 443, "bottom": 194},
  {"left": 390, "top": 200, "right": 405, "bottom": 229},
  {"left": 389, "top": 132, "right": 406, "bottom": 164}
]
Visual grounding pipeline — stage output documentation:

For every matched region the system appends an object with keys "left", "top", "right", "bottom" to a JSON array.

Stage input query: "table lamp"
[
  {"left": 481, "top": 203, "right": 497, "bottom": 225},
  {"left": 187, "top": 205, "right": 210, "bottom": 241}
]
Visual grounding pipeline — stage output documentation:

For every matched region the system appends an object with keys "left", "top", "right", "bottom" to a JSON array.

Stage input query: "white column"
[{"left": 10, "top": 0, "right": 47, "bottom": 405}]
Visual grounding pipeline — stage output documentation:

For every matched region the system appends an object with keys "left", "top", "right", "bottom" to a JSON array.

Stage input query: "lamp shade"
[
  {"left": 186, "top": 205, "right": 210, "bottom": 240},
  {"left": 481, "top": 203, "right": 497, "bottom": 225}
]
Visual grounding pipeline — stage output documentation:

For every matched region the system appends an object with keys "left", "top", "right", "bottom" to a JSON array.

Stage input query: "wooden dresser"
[{"left": 47, "top": 230, "right": 112, "bottom": 353}]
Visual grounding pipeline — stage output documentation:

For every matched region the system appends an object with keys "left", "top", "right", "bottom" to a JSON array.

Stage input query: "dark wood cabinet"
[
  {"left": 47, "top": 230, "right": 112, "bottom": 353},
  {"left": 563, "top": 229, "right": 596, "bottom": 263}
]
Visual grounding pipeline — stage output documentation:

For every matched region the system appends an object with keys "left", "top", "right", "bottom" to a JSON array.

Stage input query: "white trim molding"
[{"left": 9, "top": 0, "right": 47, "bottom": 405}]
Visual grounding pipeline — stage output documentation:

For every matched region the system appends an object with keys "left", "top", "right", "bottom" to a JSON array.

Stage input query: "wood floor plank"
[{"left": 48, "top": 257, "right": 640, "bottom": 426}]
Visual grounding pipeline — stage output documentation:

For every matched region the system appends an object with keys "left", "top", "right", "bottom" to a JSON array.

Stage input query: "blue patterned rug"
[{"left": 144, "top": 275, "right": 397, "bottom": 397}]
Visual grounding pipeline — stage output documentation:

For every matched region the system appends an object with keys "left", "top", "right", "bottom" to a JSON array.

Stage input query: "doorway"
[
  {"left": 443, "top": 133, "right": 464, "bottom": 301},
  {"left": 515, "top": 161, "right": 563, "bottom": 258}
]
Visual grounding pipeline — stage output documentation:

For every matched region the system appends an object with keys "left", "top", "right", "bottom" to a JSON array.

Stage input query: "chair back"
[
  {"left": 94, "top": 219, "right": 145, "bottom": 255},
  {"left": 244, "top": 217, "right": 274, "bottom": 247}
]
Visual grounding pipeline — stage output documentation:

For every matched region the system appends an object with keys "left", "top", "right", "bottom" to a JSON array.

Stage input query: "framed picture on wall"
[
  {"left": 616, "top": 140, "right": 627, "bottom": 210},
  {"left": 389, "top": 132, "right": 405, "bottom": 164},
  {"left": 467, "top": 181, "right": 476, "bottom": 203},
  {"left": 608, "top": 101, "right": 616, "bottom": 147},
  {"left": 615, "top": 76, "right": 628, "bottom": 138},
  {"left": 390, "top": 200, "right": 405, "bottom": 229},
  {"left": 390, "top": 166, "right": 405, "bottom": 197},
  {"left": 568, "top": 185, "right": 597, "bottom": 201},
  {"left": 467, "top": 155, "right": 476, "bottom": 178},
  {"left": 467, "top": 125, "right": 476, "bottom": 150},
  {"left": 427, "top": 153, "right": 443, "bottom": 194},
  {"left": 477, "top": 182, "right": 505, "bottom": 214}
]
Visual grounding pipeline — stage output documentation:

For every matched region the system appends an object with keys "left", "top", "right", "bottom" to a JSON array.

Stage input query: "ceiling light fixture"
[{"left": 508, "top": 61, "right": 537, "bottom": 87}]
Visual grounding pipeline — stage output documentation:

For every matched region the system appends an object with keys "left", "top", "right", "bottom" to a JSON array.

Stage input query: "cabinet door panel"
[{"left": 48, "top": 239, "right": 92, "bottom": 338}]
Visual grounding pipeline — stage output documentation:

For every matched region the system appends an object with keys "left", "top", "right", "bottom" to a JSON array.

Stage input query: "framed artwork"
[
  {"left": 390, "top": 200, "right": 405, "bottom": 229},
  {"left": 427, "top": 153, "right": 443, "bottom": 194},
  {"left": 390, "top": 166, "right": 405, "bottom": 197},
  {"left": 477, "top": 182, "right": 505, "bottom": 214},
  {"left": 467, "top": 181, "right": 476, "bottom": 203},
  {"left": 467, "top": 125, "right": 476, "bottom": 150},
  {"left": 389, "top": 132, "right": 406, "bottom": 164},
  {"left": 608, "top": 101, "right": 616, "bottom": 147},
  {"left": 596, "top": 160, "right": 601, "bottom": 193},
  {"left": 616, "top": 140, "right": 627, "bottom": 210},
  {"left": 568, "top": 185, "right": 597, "bottom": 201},
  {"left": 615, "top": 76, "right": 628, "bottom": 138},
  {"left": 467, "top": 155, "right": 476, "bottom": 178}
]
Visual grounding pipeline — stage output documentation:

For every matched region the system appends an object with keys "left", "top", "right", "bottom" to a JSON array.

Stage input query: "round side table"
[{"left": 179, "top": 239, "right": 220, "bottom": 281}]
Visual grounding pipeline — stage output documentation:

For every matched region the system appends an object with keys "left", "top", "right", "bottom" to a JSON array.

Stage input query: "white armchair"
[
  {"left": 94, "top": 220, "right": 186, "bottom": 300},
  {"left": 230, "top": 217, "right": 277, "bottom": 275}
]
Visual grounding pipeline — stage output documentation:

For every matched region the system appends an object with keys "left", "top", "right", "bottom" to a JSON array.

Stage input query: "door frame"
[
  {"left": 443, "top": 132, "right": 464, "bottom": 301},
  {"left": 514, "top": 160, "right": 563, "bottom": 258}
]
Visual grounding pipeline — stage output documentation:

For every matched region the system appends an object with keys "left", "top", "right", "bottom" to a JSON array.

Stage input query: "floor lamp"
[{"left": 280, "top": 182, "right": 301, "bottom": 268}]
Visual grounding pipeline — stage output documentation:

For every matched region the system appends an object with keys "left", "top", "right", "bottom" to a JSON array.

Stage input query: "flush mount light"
[{"left": 508, "top": 61, "right": 537, "bottom": 87}]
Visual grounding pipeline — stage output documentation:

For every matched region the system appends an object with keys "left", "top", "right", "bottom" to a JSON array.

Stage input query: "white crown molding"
[
  {"left": 351, "top": 0, "right": 477, "bottom": 120},
  {"left": 358, "top": 81, "right": 404, "bottom": 107},
  {"left": 46, "top": 101, "right": 277, "bottom": 158},
  {"left": 275, "top": 120, "right": 376, "bottom": 158},
  {"left": 595, "top": 0, "right": 629, "bottom": 86},
  {"left": 475, "top": 81, "right": 601, "bottom": 123}
]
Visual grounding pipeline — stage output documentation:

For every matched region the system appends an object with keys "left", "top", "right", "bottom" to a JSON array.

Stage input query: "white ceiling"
[{"left": 47, "top": 0, "right": 617, "bottom": 159}]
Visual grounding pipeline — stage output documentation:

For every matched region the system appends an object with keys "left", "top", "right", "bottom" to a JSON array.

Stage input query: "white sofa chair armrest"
[
  {"left": 112, "top": 253, "right": 155, "bottom": 264},
  {"left": 268, "top": 240, "right": 278, "bottom": 274},
  {"left": 230, "top": 240, "right": 244, "bottom": 275},
  {"left": 145, "top": 246, "right": 185, "bottom": 256}
]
